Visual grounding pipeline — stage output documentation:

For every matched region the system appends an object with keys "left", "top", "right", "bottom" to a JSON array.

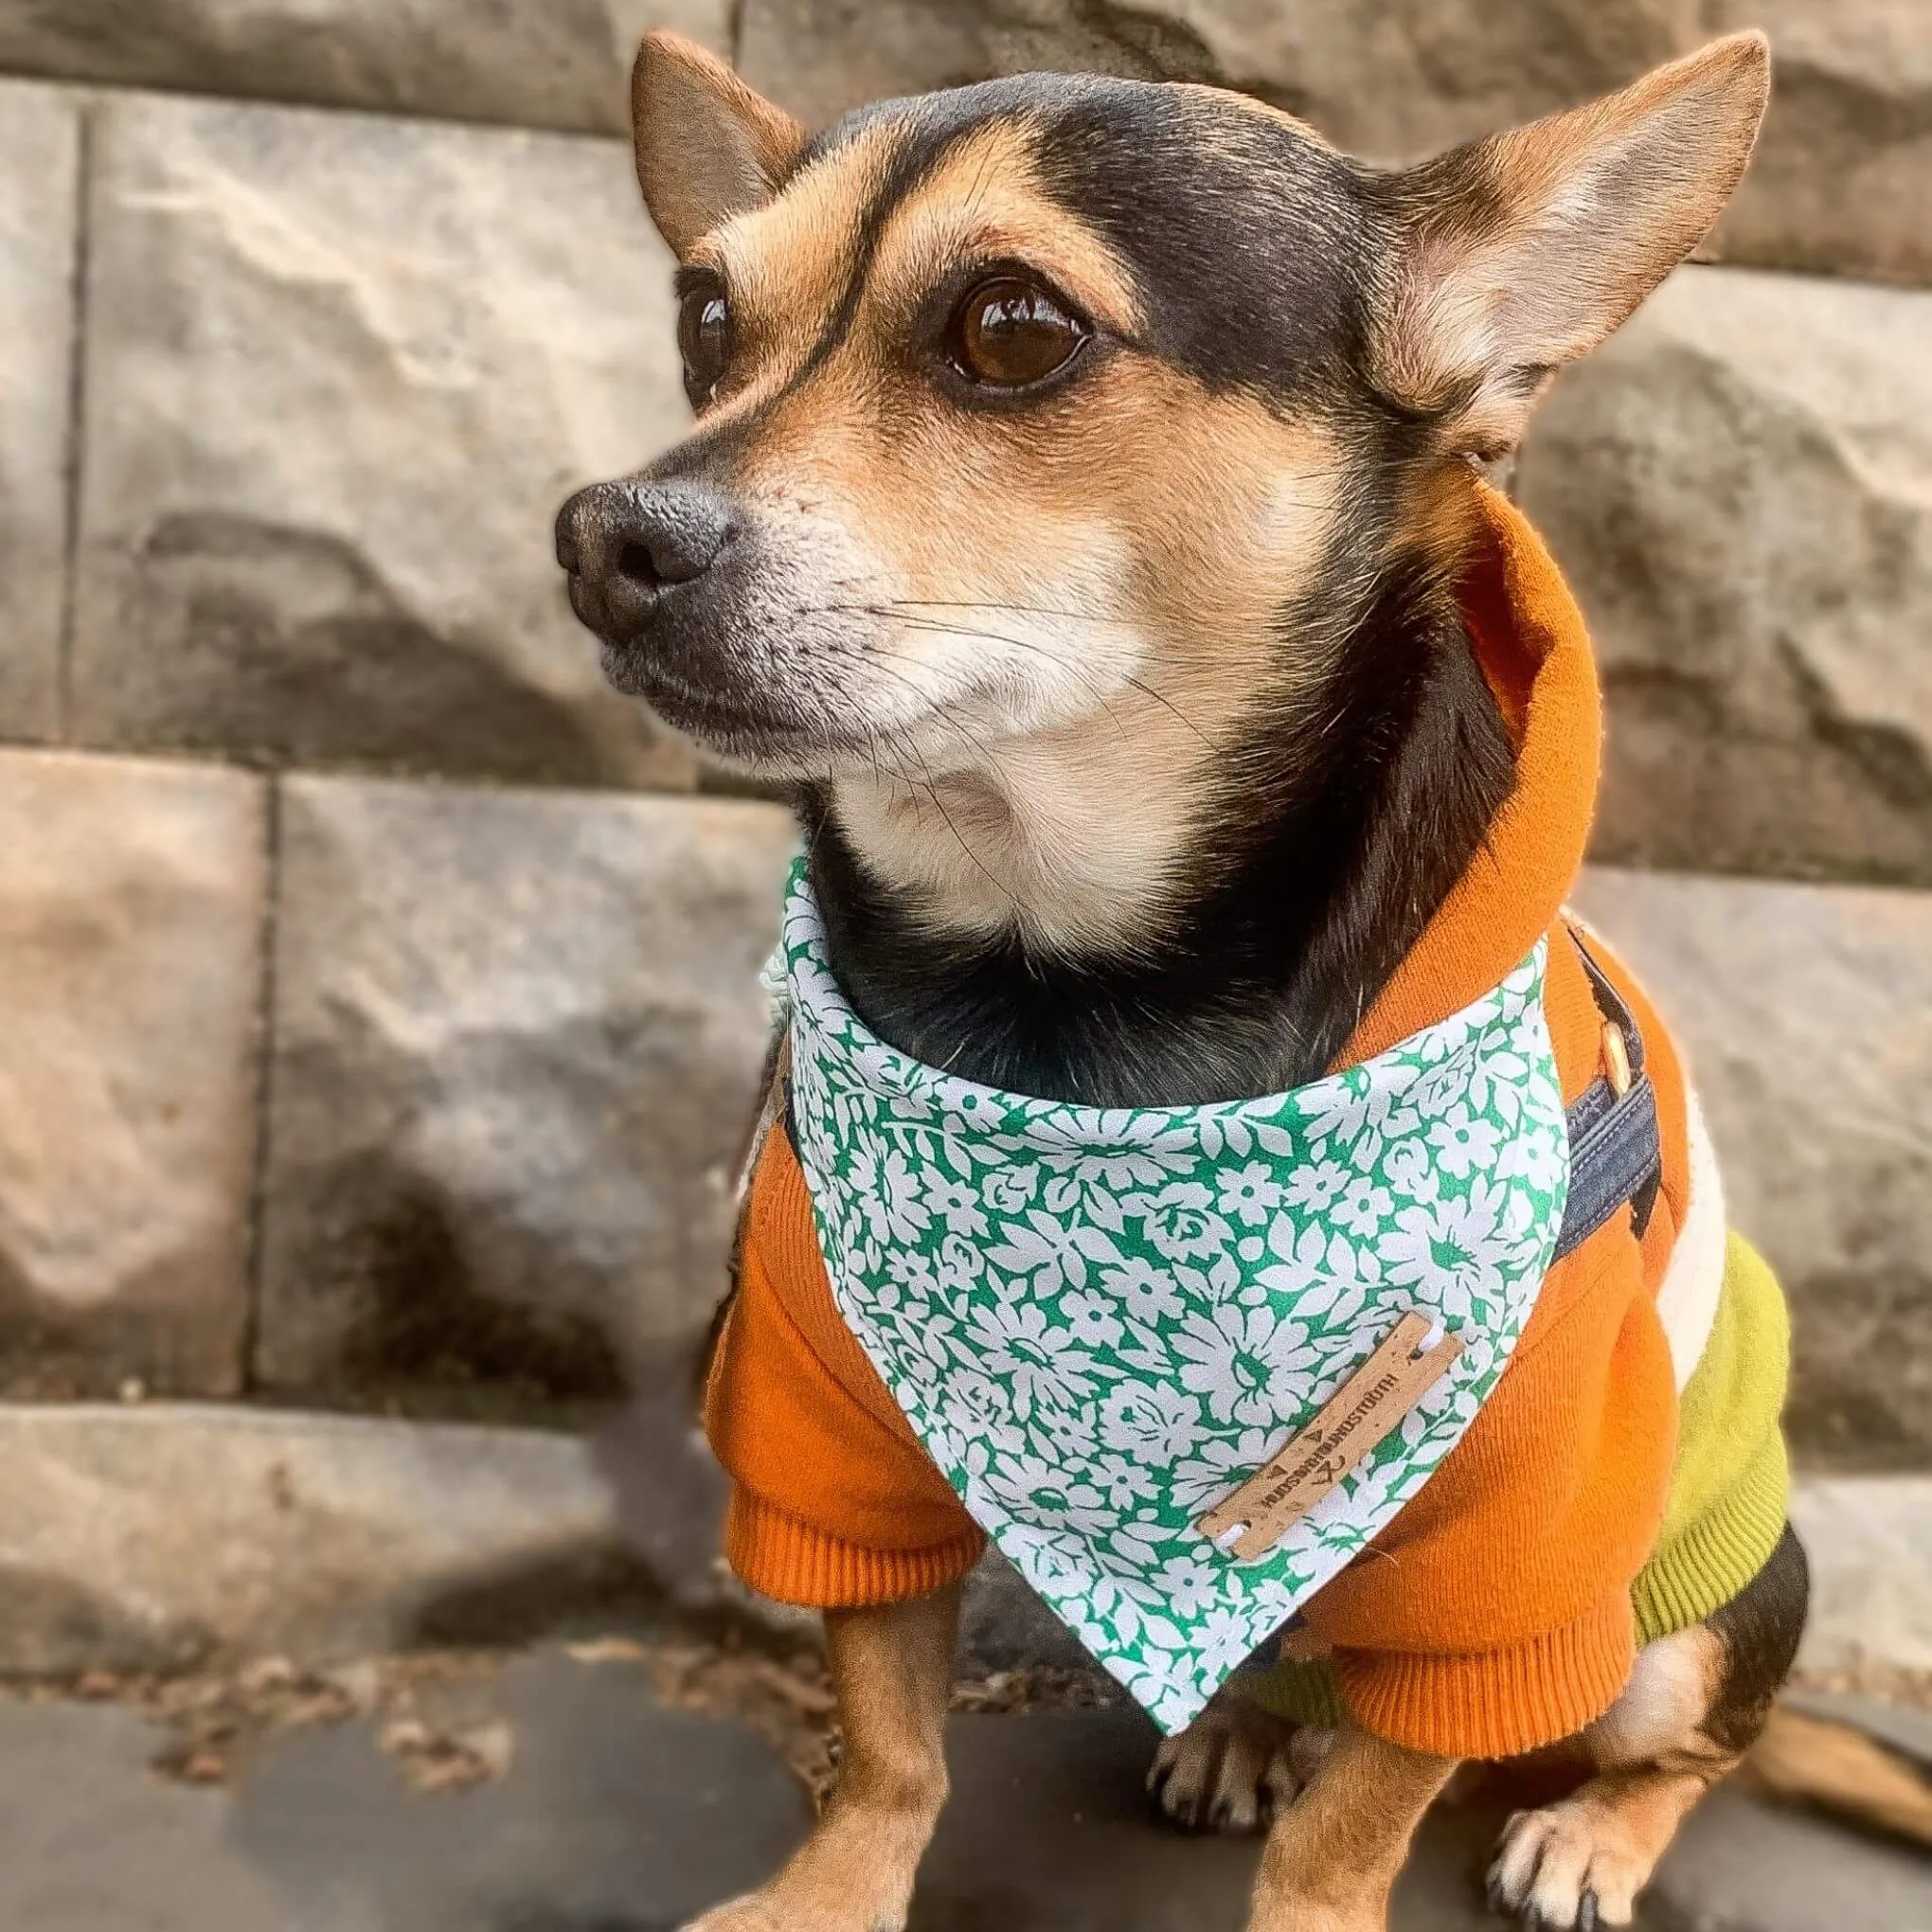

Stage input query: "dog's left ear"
[
  {"left": 1375, "top": 31, "right": 1770, "bottom": 457},
  {"left": 632, "top": 31, "right": 807, "bottom": 259}
]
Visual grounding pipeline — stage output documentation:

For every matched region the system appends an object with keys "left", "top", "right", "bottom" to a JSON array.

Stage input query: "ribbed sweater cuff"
[
  {"left": 1633, "top": 1431, "right": 1790, "bottom": 1645},
  {"left": 1333, "top": 1593, "right": 1636, "bottom": 1760},
  {"left": 724, "top": 1487, "right": 985, "bottom": 1609}
]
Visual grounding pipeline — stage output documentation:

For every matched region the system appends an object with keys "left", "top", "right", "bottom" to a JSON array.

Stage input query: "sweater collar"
[{"left": 1340, "top": 484, "right": 1601, "bottom": 1068}]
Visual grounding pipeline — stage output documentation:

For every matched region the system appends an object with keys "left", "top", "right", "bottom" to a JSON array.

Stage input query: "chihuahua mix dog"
[{"left": 558, "top": 29, "right": 1807, "bottom": 1932}]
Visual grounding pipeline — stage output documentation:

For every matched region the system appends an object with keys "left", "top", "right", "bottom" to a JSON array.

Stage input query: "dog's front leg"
[
  {"left": 1245, "top": 1721, "right": 1455, "bottom": 1932},
  {"left": 685, "top": 1582, "right": 960, "bottom": 1932}
]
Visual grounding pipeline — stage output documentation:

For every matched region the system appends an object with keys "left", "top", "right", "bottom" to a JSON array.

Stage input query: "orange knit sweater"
[{"left": 705, "top": 487, "right": 1693, "bottom": 1760}]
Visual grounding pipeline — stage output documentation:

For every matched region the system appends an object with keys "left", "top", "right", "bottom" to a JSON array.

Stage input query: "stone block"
[
  {"left": 70, "top": 91, "right": 698, "bottom": 789},
  {"left": 739, "top": 0, "right": 1932, "bottom": 286},
  {"left": 0, "top": 1404, "right": 629, "bottom": 1673},
  {"left": 1522, "top": 267, "right": 1932, "bottom": 887},
  {"left": 255, "top": 774, "right": 796, "bottom": 1404},
  {"left": 0, "top": 79, "right": 80, "bottom": 741},
  {"left": 0, "top": 749, "right": 265, "bottom": 1397},
  {"left": 1574, "top": 867, "right": 1932, "bottom": 1471},
  {"left": 1725, "top": 0, "right": 1932, "bottom": 286},
  {"left": 1791, "top": 1476, "right": 1932, "bottom": 1673},
  {"left": 0, "top": 0, "right": 727, "bottom": 137}
]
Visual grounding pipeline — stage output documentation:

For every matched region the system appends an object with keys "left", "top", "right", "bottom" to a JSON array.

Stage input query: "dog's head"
[{"left": 558, "top": 34, "right": 1764, "bottom": 938}]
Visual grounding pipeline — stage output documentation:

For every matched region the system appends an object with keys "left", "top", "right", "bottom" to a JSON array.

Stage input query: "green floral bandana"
[{"left": 775, "top": 866, "right": 1570, "bottom": 1733}]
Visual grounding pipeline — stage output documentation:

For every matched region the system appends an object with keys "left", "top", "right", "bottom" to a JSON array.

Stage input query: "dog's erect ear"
[
  {"left": 632, "top": 31, "right": 806, "bottom": 259},
  {"left": 1376, "top": 31, "right": 1769, "bottom": 457}
]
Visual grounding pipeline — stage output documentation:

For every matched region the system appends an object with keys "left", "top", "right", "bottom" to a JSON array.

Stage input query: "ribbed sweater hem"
[
  {"left": 1333, "top": 1593, "right": 1636, "bottom": 1759},
  {"left": 1236, "top": 1656, "right": 1349, "bottom": 1729},
  {"left": 1633, "top": 1430, "right": 1790, "bottom": 1645},
  {"left": 724, "top": 1488, "right": 985, "bottom": 1608}
]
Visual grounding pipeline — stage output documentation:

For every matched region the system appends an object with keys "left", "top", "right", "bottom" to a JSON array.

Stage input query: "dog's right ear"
[{"left": 632, "top": 31, "right": 806, "bottom": 259}]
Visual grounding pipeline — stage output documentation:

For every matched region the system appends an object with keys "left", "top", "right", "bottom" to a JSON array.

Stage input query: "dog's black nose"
[{"left": 555, "top": 479, "right": 738, "bottom": 643}]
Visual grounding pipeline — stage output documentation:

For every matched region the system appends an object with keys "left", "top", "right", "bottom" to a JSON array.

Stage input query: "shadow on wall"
[
  {"left": 330, "top": 1172, "right": 630, "bottom": 1414},
  {"left": 102, "top": 513, "right": 614, "bottom": 785}
]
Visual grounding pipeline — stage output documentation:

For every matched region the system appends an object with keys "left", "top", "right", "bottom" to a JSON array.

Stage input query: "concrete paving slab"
[
  {"left": 0, "top": 1654, "right": 1924, "bottom": 1932},
  {"left": 231, "top": 1649, "right": 810, "bottom": 1932},
  {"left": 915, "top": 1708, "right": 1505, "bottom": 1932},
  {"left": 0, "top": 1700, "right": 285, "bottom": 1931},
  {"left": 9, "top": 1399, "right": 1932, "bottom": 1690},
  {"left": 1655, "top": 1782, "right": 1932, "bottom": 1932}
]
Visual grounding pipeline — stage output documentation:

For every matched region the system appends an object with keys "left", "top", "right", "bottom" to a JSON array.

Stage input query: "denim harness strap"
[{"left": 1555, "top": 930, "right": 1664, "bottom": 1259}]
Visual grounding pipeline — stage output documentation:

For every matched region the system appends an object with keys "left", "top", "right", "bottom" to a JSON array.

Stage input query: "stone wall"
[{"left": 0, "top": 3, "right": 1927, "bottom": 1478}]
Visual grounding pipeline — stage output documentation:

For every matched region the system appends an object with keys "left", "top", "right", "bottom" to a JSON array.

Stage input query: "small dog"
[{"left": 558, "top": 30, "right": 1811, "bottom": 1932}]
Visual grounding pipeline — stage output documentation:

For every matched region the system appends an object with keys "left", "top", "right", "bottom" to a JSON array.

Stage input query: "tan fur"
[
  {"left": 684, "top": 1584, "right": 960, "bottom": 1932},
  {"left": 1249, "top": 1725, "right": 1456, "bottom": 1932},
  {"left": 868, "top": 121, "right": 1145, "bottom": 337},
  {"left": 1377, "top": 31, "right": 1770, "bottom": 456},
  {"left": 688, "top": 119, "right": 904, "bottom": 410},
  {"left": 632, "top": 33, "right": 806, "bottom": 259},
  {"left": 1490, "top": 1771, "right": 1712, "bottom": 1929},
  {"left": 1745, "top": 1708, "right": 1932, "bottom": 1847},
  {"left": 1149, "top": 1690, "right": 1321, "bottom": 1832}
]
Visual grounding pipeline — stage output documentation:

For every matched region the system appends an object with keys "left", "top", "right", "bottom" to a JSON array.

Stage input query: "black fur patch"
[
  {"left": 1702, "top": 1524, "right": 1811, "bottom": 1757},
  {"left": 1029, "top": 85, "right": 1386, "bottom": 403}
]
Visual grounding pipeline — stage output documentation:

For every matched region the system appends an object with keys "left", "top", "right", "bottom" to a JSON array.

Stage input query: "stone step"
[
  {"left": 1526, "top": 268, "right": 1932, "bottom": 888},
  {"left": 65, "top": 85, "right": 698, "bottom": 790},
  {"left": 0, "top": 77, "right": 80, "bottom": 741},
  {"left": 2, "top": 5, "right": 1926, "bottom": 287},
  {"left": 1, "top": 1402, "right": 1927, "bottom": 1681},
  {"left": 1575, "top": 868, "right": 1932, "bottom": 1474},
  {"left": 0, "top": 72, "right": 1926, "bottom": 853}
]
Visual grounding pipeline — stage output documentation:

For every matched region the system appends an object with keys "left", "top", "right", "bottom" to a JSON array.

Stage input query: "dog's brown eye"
[
  {"left": 676, "top": 281, "right": 732, "bottom": 408},
  {"left": 951, "top": 277, "right": 1087, "bottom": 388}
]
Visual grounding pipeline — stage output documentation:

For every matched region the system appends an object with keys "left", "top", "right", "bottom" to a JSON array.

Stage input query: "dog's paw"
[
  {"left": 1148, "top": 1700, "right": 1330, "bottom": 1834},
  {"left": 1486, "top": 1795, "right": 1656, "bottom": 1930}
]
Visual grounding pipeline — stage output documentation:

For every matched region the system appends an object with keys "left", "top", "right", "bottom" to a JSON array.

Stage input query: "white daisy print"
[
  {"left": 1099, "top": 1380, "right": 1207, "bottom": 1464},
  {"left": 1216, "top": 1160, "right": 1288, "bottom": 1226}
]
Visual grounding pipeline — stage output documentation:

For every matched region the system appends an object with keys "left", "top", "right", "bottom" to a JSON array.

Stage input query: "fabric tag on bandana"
[{"left": 1196, "top": 1311, "right": 1464, "bottom": 1560}]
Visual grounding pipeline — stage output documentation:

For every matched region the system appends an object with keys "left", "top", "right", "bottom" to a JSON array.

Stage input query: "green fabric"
[
  {"left": 1633, "top": 1232, "right": 1791, "bottom": 1643},
  {"left": 1232, "top": 1655, "right": 1349, "bottom": 1729},
  {"left": 1243, "top": 1233, "right": 1792, "bottom": 1731},
  {"left": 776, "top": 859, "right": 1573, "bottom": 1736}
]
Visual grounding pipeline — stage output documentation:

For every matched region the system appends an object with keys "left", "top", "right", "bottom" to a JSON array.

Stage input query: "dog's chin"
[
  {"left": 599, "top": 631, "right": 1090, "bottom": 783},
  {"left": 599, "top": 639, "right": 863, "bottom": 778}
]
